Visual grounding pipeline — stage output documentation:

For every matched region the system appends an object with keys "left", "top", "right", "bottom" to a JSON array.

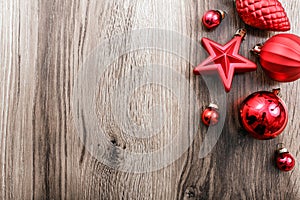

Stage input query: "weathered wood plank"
[{"left": 0, "top": 0, "right": 299, "bottom": 199}]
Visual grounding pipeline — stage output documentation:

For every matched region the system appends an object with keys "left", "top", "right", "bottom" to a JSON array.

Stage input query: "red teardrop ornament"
[
  {"left": 252, "top": 34, "right": 300, "bottom": 82},
  {"left": 236, "top": 0, "right": 290, "bottom": 31},
  {"left": 239, "top": 89, "right": 288, "bottom": 140},
  {"left": 276, "top": 148, "right": 295, "bottom": 172}
]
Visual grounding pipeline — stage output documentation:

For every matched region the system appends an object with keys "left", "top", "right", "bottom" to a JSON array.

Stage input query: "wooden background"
[{"left": 1, "top": 0, "right": 300, "bottom": 199}]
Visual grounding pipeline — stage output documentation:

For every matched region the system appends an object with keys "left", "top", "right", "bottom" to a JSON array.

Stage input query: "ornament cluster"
[{"left": 197, "top": 0, "right": 298, "bottom": 172}]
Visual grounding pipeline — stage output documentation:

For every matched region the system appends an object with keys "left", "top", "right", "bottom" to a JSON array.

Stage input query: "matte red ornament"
[
  {"left": 193, "top": 29, "right": 257, "bottom": 92},
  {"left": 239, "top": 89, "right": 288, "bottom": 140},
  {"left": 202, "top": 10, "right": 225, "bottom": 29},
  {"left": 275, "top": 147, "right": 295, "bottom": 172},
  {"left": 252, "top": 34, "right": 300, "bottom": 82},
  {"left": 235, "top": 0, "right": 290, "bottom": 31},
  {"left": 202, "top": 104, "right": 219, "bottom": 126}
]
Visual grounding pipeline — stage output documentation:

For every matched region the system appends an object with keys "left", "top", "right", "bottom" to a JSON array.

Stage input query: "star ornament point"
[{"left": 193, "top": 35, "right": 257, "bottom": 92}]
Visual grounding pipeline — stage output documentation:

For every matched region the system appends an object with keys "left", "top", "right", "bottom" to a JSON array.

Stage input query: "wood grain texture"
[{"left": 0, "top": 0, "right": 299, "bottom": 199}]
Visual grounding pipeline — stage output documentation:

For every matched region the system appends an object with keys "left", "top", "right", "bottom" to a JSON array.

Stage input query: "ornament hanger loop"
[
  {"left": 216, "top": 10, "right": 226, "bottom": 20},
  {"left": 208, "top": 103, "right": 219, "bottom": 110},
  {"left": 251, "top": 44, "right": 263, "bottom": 55},
  {"left": 234, "top": 28, "right": 247, "bottom": 39},
  {"left": 276, "top": 143, "right": 285, "bottom": 150},
  {"left": 272, "top": 88, "right": 282, "bottom": 97}
]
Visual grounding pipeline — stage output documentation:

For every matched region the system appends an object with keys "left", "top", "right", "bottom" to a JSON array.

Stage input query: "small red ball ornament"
[
  {"left": 235, "top": 0, "right": 290, "bottom": 31},
  {"left": 252, "top": 34, "right": 300, "bottom": 82},
  {"left": 239, "top": 89, "right": 288, "bottom": 140},
  {"left": 275, "top": 147, "right": 295, "bottom": 172},
  {"left": 202, "top": 10, "right": 225, "bottom": 29},
  {"left": 202, "top": 104, "right": 220, "bottom": 126}
]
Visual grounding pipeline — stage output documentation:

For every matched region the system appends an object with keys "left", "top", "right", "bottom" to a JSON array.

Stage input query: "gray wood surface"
[{"left": 0, "top": 0, "right": 299, "bottom": 199}]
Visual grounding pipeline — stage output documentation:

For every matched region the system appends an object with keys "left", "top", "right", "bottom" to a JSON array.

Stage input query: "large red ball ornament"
[
  {"left": 275, "top": 147, "right": 295, "bottom": 172},
  {"left": 239, "top": 89, "right": 288, "bottom": 140},
  {"left": 235, "top": 0, "right": 290, "bottom": 31},
  {"left": 252, "top": 34, "right": 300, "bottom": 82}
]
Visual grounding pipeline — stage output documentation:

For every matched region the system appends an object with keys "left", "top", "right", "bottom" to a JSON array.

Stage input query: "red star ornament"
[{"left": 193, "top": 29, "right": 257, "bottom": 92}]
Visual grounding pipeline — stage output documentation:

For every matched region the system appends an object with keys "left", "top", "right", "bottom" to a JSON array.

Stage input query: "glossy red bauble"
[
  {"left": 202, "top": 10, "right": 225, "bottom": 29},
  {"left": 202, "top": 104, "right": 220, "bottom": 126},
  {"left": 252, "top": 34, "right": 300, "bottom": 82},
  {"left": 239, "top": 89, "right": 288, "bottom": 140},
  {"left": 276, "top": 148, "right": 295, "bottom": 172},
  {"left": 236, "top": 0, "right": 290, "bottom": 31}
]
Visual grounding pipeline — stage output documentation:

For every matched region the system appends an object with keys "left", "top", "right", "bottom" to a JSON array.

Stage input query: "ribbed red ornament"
[
  {"left": 236, "top": 0, "right": 290, "bottom": 31},
  {"left": 252, "top": 34, "right": 300, "bottom": 82}
]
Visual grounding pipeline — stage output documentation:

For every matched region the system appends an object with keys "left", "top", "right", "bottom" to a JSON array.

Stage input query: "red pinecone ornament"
[{"left": 235, "top": 0, "right": 290, "bottom": 31}]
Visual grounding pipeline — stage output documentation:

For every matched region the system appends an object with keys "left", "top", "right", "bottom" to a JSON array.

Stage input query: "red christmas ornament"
[
  {"left": 202, "top": 10, "right": 225, "bottom": 29},
  {"left": 202, "top": 104, "right": 219, "bottom": 126},
  {"left": 239, "top": 89, "right": 288, "bottom": 140},
  {"left": 193, "top": 29, "right": 257, "bottom": 92},
  {"left": 275, "top": 147, "right": 295, "bottom": 172},
  {"left": 235, "top": 0, "right": 290, "bottom": 31},
  {"left": 252, "top": 34, "right": 300, "bottom": 82}
]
